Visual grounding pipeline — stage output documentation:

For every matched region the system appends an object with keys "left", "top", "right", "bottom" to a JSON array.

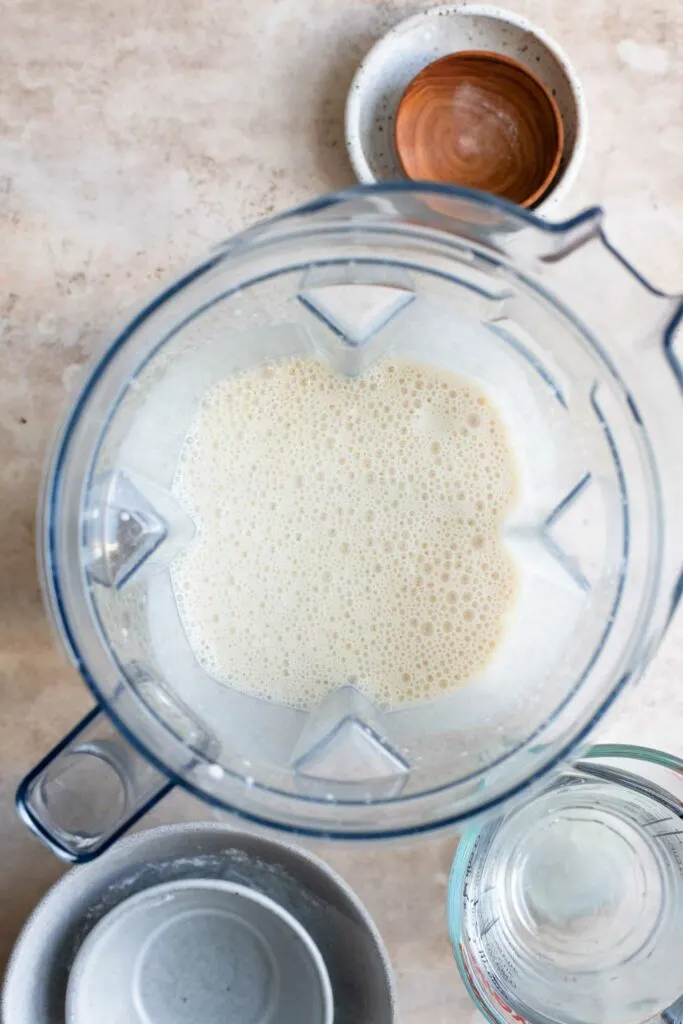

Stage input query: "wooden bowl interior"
[{"left": 395, "top": 51, "right": 565, "bottom": 208}]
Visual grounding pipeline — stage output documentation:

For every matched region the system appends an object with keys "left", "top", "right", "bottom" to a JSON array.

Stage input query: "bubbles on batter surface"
[{"left": 170, "top": 357, "right": 519, "bottom": 710}]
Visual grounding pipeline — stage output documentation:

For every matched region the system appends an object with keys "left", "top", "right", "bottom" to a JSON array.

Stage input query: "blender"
[{"left": 17, "top": 184, "right": 683, "bottom": 861}]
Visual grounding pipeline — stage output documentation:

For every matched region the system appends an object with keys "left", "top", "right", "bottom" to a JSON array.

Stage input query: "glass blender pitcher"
[{"left": 18, "top": 185, "right": 683, "bottom": 861}]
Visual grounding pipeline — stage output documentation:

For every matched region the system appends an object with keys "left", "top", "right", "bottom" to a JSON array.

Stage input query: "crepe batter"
[{"left": 170, "top": 357, "right": 518, "bottom": 710}]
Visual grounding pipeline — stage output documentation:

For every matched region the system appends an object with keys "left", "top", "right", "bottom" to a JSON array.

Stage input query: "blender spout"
[
  {"left": 539, "top": 208, "right": 604, "bottom": 262},
  {"left": 515, "top": 212, "right": 683, "bottom": 368}
]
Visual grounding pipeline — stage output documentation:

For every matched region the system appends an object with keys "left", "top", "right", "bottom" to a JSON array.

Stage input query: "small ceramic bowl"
[
  {"left": 394, "top": 51, "right": 564, "bottom": 207},
  {"left": 2, "top": 823, "right": 396, "bottom": 1024},
  {"left": 66, "top": 879, "right": 333, "bottom": 1024},
  {"left": 345, "top": 4, "right": 587, "bottom": 215}
]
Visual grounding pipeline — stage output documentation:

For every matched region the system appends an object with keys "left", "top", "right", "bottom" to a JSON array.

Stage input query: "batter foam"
[{"left": 170, "top": 357, "right": 518, "bottom": 710}]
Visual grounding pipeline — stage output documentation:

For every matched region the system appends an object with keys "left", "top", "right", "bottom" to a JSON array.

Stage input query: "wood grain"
[{"left": 395, "top": 51, "right": 564, "bottom": 208}]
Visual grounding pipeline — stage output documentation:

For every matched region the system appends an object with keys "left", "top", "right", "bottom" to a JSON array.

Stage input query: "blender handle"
[{"left": 15, "top": 706, "right": 174, "bottom": 863}]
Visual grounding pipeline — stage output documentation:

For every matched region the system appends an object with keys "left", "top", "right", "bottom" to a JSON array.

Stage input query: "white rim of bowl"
[
  {"left": 345, "top": 2, "right": 588, "bottom": 209},
  {"left": 66, "top": 878, "right": 334, "bottom": 1024}
]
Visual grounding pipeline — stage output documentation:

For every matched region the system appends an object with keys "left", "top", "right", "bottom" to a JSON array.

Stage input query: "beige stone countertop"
[{"left": 2, "top": 0, "right": 683, "bottom": 1020}]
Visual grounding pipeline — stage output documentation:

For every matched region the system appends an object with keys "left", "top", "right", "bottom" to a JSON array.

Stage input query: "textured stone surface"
[{"left": 1, "top": 0, "right": 683, "bottom": 1019}]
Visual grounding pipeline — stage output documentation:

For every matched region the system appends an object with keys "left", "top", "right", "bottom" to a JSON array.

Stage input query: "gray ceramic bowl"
[
  {"left": 66, "top": 879, "right": 333, "bottom": 1024},
  {"left": 2, "top": 823, "right": 396, "bottom": 1024}
]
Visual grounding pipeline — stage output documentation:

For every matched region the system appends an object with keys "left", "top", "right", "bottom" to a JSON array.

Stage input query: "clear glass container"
[
  {"left": 17, "top": 184, "right": 683, "bottom": 861},
  {"left": 448, "top": 743, "right": 683, "bottom": 1024}
]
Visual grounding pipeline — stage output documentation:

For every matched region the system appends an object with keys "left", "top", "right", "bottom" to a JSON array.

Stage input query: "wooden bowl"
[{"left": 394, "top": 51, "right": 564, "bottom": 208}]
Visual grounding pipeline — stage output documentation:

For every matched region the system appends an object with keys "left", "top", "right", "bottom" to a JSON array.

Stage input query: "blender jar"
[{"left": 18, "top": 185, "right": 683, "bottom": 861}]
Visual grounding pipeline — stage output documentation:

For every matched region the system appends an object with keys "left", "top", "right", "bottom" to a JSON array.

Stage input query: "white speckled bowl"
[{"left": 345, "top": 4, "right": 587, "bottom": 215}]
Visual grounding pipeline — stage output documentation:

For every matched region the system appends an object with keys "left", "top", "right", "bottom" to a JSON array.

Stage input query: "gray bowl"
[
  {"left": 66, "top": 879, "right": 333, "bottom": 1024},
  {"left": 2, "top": 823, "right": 396, "bottom": 1024}
]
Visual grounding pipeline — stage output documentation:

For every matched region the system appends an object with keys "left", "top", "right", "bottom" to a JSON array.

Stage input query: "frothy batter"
[{"left": 170, "top": 357, "right": 518, "bottom": 710}]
